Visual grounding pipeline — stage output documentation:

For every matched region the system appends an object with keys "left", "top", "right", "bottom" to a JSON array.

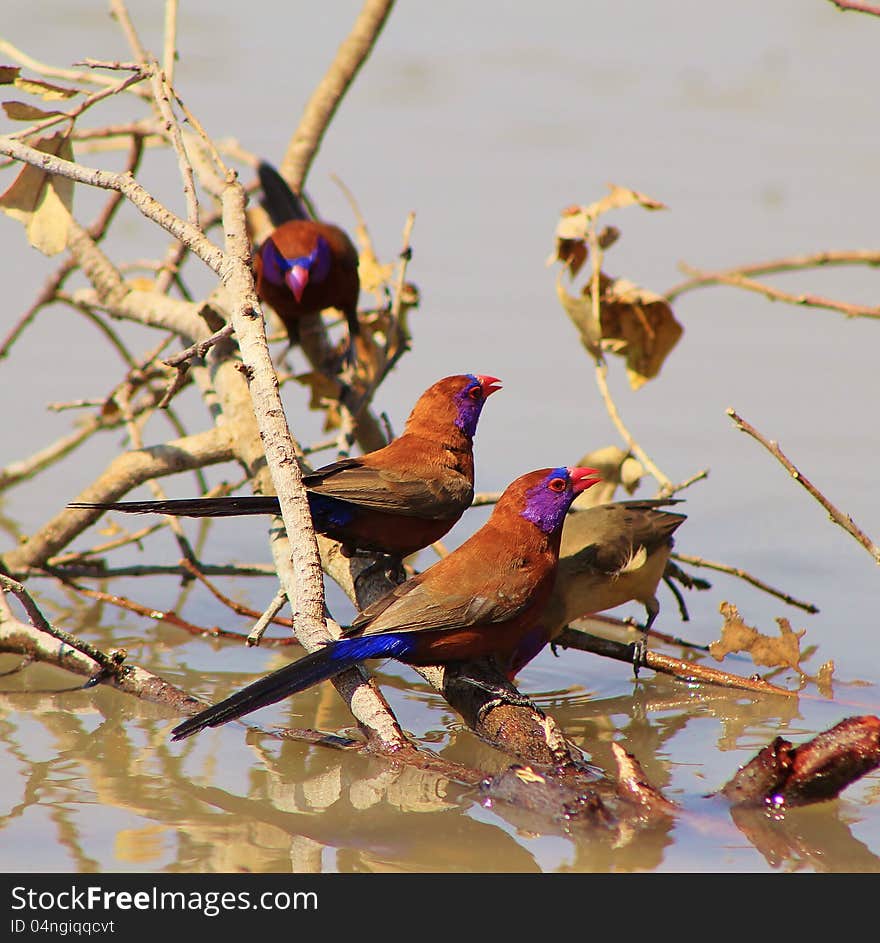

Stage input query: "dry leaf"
[
  {"left": 551, "top": 184, "right": 667, "bottom": 246},
  {"left": 0, "top": 66, "right": 22, "bottom": 85},
  {"left": 591, "top": 275, "right": 683, "bottom": 390},
  {"left": 3, "top": 101, "right": 63, "bottom": 121},
  {"left": 710, "top": 602, "right": 805, "bottom": 672},
  {"left": 555, "top": 274, "right": 602, "bottom": 357},
  {"left": 13, "top": 76, "right": 80, "bottom": 101},
  {"left": 0, "top": 132, "right": 75, "bottom": 256},
  {"left": 592, "top": 183, "right": 667, "bottom": 217},
  {"left": 557, "top": 269, "right": 683, "bottom": 386},
  {"left": 357, "top": 248, "right": 394, "bottom": 299}
]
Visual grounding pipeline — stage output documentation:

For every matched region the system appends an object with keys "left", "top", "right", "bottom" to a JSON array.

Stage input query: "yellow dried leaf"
[
  {"left": 551, "top": 186, "right": 668, "bottom": 247},
  {"left": 0, "top": 132, "right": 75, "bottom": 256},
  {"left": 358, "top": 248, "right": 394, "bottom": 298},
  {"left": 710, "top": 602, "right": 805, "bottom": 671},
  {"left": 13, "top": 76, "right": 80, "bottom": 101},
  {"left": 589, "top": 275, "right": 683, "bottom": 389},
  {"left": 3, "top": 101, "right": 63, "bottom": 121},
  {"left": 592, "top": 183, "right": 667, "bottom": 217},
  {"left": 555, "top": 272, "right": 602, "bottom": 358}
]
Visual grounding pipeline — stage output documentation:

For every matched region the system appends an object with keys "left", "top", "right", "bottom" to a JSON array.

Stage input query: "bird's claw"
[
  {"left": 631, "top": 636, "right": 649, "bottom": 680},
  {"left": 457, "top": 675, "right": 533, "bottom": 706}
]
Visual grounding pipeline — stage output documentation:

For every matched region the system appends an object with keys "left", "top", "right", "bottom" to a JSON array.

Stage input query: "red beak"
[
  {"left": 286, "top": 264, "right": 310, "bottom": 303},
  {"left": 475, "top": 375, "right": 503, "bottom": 396},
  {"left": 567, "top": 466, "right": 602, "bottom": 494}
]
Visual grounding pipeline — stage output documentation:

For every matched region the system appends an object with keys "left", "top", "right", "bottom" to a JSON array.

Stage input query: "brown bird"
[
  {"left": 253, "top": 161, "right": 360, "bottom": 367},
  {"left": 169, "top": 464, "right": 602, "bottom": 741},
  {"left": 71, "top": 373, "right": 502, "bottom": 562},
  {"left": 507, "top": 499, "right": 687, "bottom": 677}
]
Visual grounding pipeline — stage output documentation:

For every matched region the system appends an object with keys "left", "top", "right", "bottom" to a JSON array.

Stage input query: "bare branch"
[
  {"left": 727, "top": 408, "right": 880, "bottom": 564},
  {"left": 280, "top": 0, "right": 396, "bottom": 190},
  {"left": 665, "top": 248, "right": 880, "bottom": 301},
  {"left": 555, "top": 627, "right": 797, "bottom": 697},
  {"left": 671, "top": 551, "right": 820, "bottom": 613},
  {"left": 669, "top": 263, "right": 880, "bottom": 320}
]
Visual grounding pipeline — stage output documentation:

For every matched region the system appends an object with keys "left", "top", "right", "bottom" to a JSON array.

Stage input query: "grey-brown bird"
[{"left": 507, "top": 499, "right": 686, "bottom": 677}]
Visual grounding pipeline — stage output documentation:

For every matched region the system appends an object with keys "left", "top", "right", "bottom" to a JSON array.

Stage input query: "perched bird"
[
  {"left": 70, "top": 374, "right": 502, "bottom": 561},
  {"left": 170, "top": 464, "right": 602, "bottom": 741},
  {"left": 507, "top": 499, "right": 687, "bottom": 677},
  {"left": 253, "top": 161, "right": 361, "bottom": 366}
]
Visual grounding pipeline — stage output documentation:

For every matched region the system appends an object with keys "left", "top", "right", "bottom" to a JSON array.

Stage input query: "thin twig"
[
  {"left": 47, "top": 570, "right": 297, "bottom": 646},
  {"left": 25, "top": 562, "right": 276, "bottom": 580},
  {"left": 147, "top": 59, "right": 200, "bottom": 228},
  {"left": 160, "top": 323, "right": 234, "bottom": 390},
  {"left": 109, "top": 0, "right": 150, "bottom": 65},
  {"left": 666, "top": 467, "right": 710, "bottom": 496},
  {"left": 669, "top": 264, "right": 880, "bottom": 320},
  {"left": 727, "top": 408, "right": 880, "bottom": 565},
  {"left": 116, "top": 387, "right": 200, "bottom": 565},
  {"left": 556, "top": 626, "right": 797, "bottom": 697},
  {"left": 163, "top": 0, "right": 179, "bottom": 86},
  {"left": 177, "top": 558, "right": 294, "bottom": 631},
  {"left": 0, "top": 574, "right": 123, "bottom": 675},
  {"left": 594, "top": 360, "right": 675, "bottom": 492},
  {"left": 8, "top": 69, "right": 148, "bottom": 141},
  {"left": 280, "top": 0, "right": 397, "bottom": 190},
  {"left": 0, "top": 38, "right": 151, "bottom": 98},
  {"left": 0, "top": 135, "right": 144, "bottom": 360},
  {"left": 670, "top": 551, "right": 820, "bottom": 613},
  {"left": 584, "top": 222, "right": 676, "bottom": 493},
  {"left": 247, "top": 591, "right": 290, "bottom": 647},
  {"left": 665, "top": 248, "right": 880, "bottom": 301}
]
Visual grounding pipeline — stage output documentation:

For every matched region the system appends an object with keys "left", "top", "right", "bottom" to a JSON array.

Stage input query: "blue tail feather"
[{"left": 171, "top": 633, "right": 415, "bottom": 741}]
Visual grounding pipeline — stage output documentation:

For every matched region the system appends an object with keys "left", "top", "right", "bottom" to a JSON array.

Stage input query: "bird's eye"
[
  {"left": 548, "top": 477, "right": 566, "bottom": 493},
  {"left": 468, "top": 384, "right": 483, "bottom": 399}
]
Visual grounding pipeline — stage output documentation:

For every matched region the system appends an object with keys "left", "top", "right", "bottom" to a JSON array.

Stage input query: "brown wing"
[
  {"left": 304, "top": 458, "right": 472, "bottom": 519},
  {"left": 346, "top": 535, "right": 554, "bottom": 638}
]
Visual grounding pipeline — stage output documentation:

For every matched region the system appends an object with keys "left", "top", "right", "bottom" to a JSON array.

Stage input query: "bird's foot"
[
  {"left": 353, "top": 554, "right": 406, "bottom": 594},
  {"left": 631, "top": 635, "right": 649, "bottom": 680},
  {"left": 455, "top": 675, "right": 534, "bottom": 707}
]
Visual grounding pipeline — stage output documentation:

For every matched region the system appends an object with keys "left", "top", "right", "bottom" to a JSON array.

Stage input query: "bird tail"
[
  {"left": 68, "top": 496, "right": 283, "bottom": 518},
  {"left": 257, "top": 161, "right": 311, "bottom": 226},
  {"left": 170, "top": 633, "right": 413, "bottom": 741}
]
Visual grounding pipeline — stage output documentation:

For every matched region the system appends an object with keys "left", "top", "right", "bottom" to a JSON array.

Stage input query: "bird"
[
  {"left": 169, "top": 464, "right": 602, "bottom": 741},
  {"left": 70, "top": 373, "right": 502, "bottom": 561},
  {"left": 253, "top": 161, "right": 361, "bottom": 367},
  {"left": 506, "top": 499, "right": 687, "bottom": 678}
]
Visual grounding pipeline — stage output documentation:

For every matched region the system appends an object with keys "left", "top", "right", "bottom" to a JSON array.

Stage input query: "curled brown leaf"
[{"left": 710, "top": 601, "right": 806, "bottom": 672}]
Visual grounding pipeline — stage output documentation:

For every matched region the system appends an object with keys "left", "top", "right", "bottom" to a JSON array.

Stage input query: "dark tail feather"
[
  {"left": 69, "top": 496, "right": 283, "bottom": 518},
  {"left": 257, "top": 161, "right": 311, "bottom": 226},
  {"left": 170, "top": 633, "right": 413, "bottom": 741},
  {"left": 171, "top": 644, "right": 350, "bottom": 741}
]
